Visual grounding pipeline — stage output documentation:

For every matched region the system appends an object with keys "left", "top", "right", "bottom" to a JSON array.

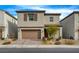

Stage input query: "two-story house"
[
  {"left": 0, "top": 10, "right": 17, "bottom": 39},
  {"left": 16, "top": 10, "right": 62, "bottom": 40},
  {"left": 60, "top": 11, "right": 79, "bottom": 40}
]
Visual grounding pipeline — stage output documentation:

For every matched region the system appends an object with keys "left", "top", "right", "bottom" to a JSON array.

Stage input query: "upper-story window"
[
  {"left": 28, "top": 13, "right": 37, "bottom": 21},
  {"left": 50, "top": 17, "right": 53, "bottom": 22},
  {"left": 24, "top": 13, "right": 27, "bottom": 21}
]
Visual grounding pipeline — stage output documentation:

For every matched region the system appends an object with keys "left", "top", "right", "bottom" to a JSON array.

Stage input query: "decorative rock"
[{"left": 54, "top": 41, "right": 61, "bottom": 45}]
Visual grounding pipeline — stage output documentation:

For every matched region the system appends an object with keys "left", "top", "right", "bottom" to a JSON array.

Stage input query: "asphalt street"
[{"left": 0, "top": 48, "right": 79, "bottom": 53}]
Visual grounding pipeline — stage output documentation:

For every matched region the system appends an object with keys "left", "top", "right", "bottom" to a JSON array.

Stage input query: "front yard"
[
  {"left": 0, "top": 39, "right": 79, "bottom": 45},
  {"left": 42, "top": 39, "right": 79, "bottom": 45}
]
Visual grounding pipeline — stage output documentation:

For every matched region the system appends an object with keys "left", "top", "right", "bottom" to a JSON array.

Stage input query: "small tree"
[{"left": 46, "top": 24, "right": 60, "bottom": 40}]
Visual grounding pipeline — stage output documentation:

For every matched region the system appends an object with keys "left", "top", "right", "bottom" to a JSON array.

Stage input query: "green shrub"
[{"left": 1, "top": 38, "right": 5, "bottom": 40}]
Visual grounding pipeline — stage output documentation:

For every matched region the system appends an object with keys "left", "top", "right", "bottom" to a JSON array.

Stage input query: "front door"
[{"left": 44, "top": 29, "right": 48, "bottom": 38}]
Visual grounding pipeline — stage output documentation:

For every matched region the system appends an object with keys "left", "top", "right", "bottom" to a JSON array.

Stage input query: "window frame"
[
  {"left": 24, "top": 13, "right": 27, "bottom": 21},
  {"left": 49, "top": 17, "right": 53, "bottom": 22},
  {"left": 28, "top": 13, "right": 37, "bottom": 21}
]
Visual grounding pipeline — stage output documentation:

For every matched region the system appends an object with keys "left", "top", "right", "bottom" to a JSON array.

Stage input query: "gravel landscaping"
[
  {"left": 0, "top": 39, "right": 79, "bottom": 45},
  {"left": 11, "top": 39, "right": 79, "bottom": 45},
  {"left": 0, "top": 39, "right": 78, "bottom": 48}
]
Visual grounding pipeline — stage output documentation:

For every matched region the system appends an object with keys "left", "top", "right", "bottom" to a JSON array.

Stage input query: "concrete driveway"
[{"left": 12, "top": 39, "right": 42, "bottom": 45}]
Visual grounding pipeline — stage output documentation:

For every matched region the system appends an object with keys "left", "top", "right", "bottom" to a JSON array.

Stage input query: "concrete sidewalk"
[{"left": 0, "top": 45, "right": 79, "bottom": 48}]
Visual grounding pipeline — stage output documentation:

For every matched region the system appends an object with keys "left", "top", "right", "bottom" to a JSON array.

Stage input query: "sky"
[{"left": 1, "top": 5, "right": 79, "bottom": 20}]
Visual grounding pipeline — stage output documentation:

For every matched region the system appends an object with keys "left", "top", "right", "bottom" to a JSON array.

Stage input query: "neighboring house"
[
  {"left": 16, "top": 10, "right": 62, "bottom": 40},
  {"left": 0, "top": 10, "right": 17, "bottom": 39},
  {"left": 60, "top": 11, "right": 79, "bottom": 40}
]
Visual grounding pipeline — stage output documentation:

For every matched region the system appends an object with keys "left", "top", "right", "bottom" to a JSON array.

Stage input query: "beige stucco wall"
[
  {"left": 61, "top": 13, "right": 79, "bottom": 40},
  {"left": 74, "top": 13, "right": 79, "bottom": 40},
  {"left": 18, "top": 13, "right": 45, "bottom": 27},
  {"left": 60, "top": 14, "right": 75, "bottom": 39},
  {"left": 0, "top": 11, "right": 5, "bottom": 26},
  {"left": 0, "top": 11, "right": 17, "bottom": 39},
  {"left": 17, "top": 13, "right": 60, "bottom": 27},
  {"left": 44, "top": 15, "right": 60, "bottom": 25},
  {"left": 4, "top": 13, "right": 17, "bottom": 39},
  {"left": 17, "top": 12, "right": 61, "bottom": 39}
]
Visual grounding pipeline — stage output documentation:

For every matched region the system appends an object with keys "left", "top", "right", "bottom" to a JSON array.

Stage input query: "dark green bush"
[
  {"left": 1, "top": 38, "right": 5, "bottom": 40},
  {"left": 2, "top": 41, "right": 11, "bottom": 45}
]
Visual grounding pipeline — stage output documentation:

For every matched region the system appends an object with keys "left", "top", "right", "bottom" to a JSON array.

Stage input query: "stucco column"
[
  {"left": 60, "top": 27, "right": 62, "bottom": 39},
  {"left": 18, "top": 28, "right": 22, "bottom": 40},
  {"left": 41, "top": 28, "right": 44, "bottom": 39},
  {"left": 1, "top": 28, "right": 7, "bottom": 39},
  {"left": 2, "top": 29, "right": 5, "bottom": 38},
  {"left": 74, "top": 31, "right": 78, "bottom": 40}
]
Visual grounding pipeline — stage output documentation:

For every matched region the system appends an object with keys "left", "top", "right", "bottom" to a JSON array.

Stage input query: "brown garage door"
[
  {"left": 22, "top": 30, "right": 41, "bottom": 40},
  {"left": 0, "top": 30, "right": 2, "bottom": 39}
]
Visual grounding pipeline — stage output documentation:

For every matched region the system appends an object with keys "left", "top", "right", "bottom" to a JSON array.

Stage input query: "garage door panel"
[{"left": 22, "top": 30, "right": 41, "bottom": 39}]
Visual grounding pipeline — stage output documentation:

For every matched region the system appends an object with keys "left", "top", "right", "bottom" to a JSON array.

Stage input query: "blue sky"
[{"left": 1, "top": 5, "right": 79, "bottom": 19}]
